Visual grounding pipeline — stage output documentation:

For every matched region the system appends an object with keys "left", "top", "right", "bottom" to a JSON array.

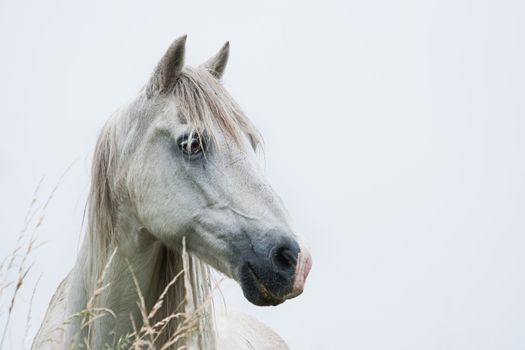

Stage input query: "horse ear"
[
  {"left": 147, "top": 35, "right": 187, "bottom": 95},
  {"left": 202, "top": 42, "right": 230, "bottom": 79}
]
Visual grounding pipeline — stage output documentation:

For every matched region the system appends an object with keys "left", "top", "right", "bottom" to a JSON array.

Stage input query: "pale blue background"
[{"left": 0, "top": 0, "right": 524, "bottom": 349}]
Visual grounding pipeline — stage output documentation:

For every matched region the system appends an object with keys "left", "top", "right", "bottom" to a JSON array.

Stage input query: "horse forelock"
[{"left": 171, "top": 66, "right": 262, "bottom": 150}]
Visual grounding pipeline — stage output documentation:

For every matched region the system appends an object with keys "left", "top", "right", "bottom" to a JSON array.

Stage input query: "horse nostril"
[{"left": 272, "top": 246, "right": 297, "bottom": 271}]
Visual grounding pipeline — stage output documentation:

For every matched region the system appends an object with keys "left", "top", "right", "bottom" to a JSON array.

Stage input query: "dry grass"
[
  {"left": 65, "top": 238, "right": 219, "bottom": 350},
  {"left": 0, "top": 176, "right": 58, "bottom": 349},
  {"left": 1, "top": 172, "right": 220, "bottom": 350}
]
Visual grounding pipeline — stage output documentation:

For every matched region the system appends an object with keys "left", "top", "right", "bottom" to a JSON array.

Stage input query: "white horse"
[{"left": 32, "top": 35, "right": 312, "bottom": 349}]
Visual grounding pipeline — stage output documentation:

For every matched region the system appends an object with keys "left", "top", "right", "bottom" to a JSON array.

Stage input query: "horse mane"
[{"left": 84, "top": 66, "right": 260, "bottom": 348}]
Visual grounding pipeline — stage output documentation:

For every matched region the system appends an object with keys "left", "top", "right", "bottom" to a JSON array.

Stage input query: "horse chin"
[{"left": 238, "top": 263, "right": 288, "bottom": 307}]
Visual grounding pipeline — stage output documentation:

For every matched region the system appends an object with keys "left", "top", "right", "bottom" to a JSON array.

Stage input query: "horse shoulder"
[
  {"left": 31, "top": 271, "right": 71, "bottom": 350},
  {"left": 215, "top": 311, "right": 289, "bottom": 350}
]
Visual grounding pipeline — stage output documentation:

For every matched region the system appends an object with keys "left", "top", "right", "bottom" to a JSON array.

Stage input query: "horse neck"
[{"left": 77, "top": 214, "right": 217, "bottom": 349}]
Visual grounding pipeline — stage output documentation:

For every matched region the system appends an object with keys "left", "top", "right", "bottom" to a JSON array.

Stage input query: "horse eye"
[{"left": 178, "top": 133, "right": 204, "bottom": 156}]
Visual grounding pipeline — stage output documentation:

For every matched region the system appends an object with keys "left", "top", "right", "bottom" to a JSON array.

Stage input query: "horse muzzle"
[{"left": 237, "top": 236, "right": 312, "bottom": 306}]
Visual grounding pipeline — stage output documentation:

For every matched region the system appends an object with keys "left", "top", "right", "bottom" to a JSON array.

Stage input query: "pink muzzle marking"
[{"left": 291, "top": 244, "right": 312, "bottom": 296}]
